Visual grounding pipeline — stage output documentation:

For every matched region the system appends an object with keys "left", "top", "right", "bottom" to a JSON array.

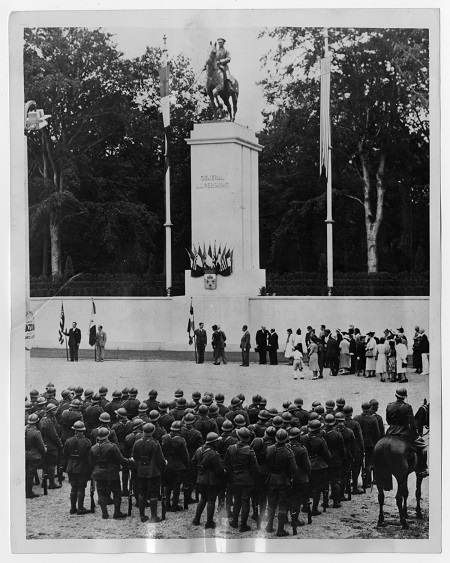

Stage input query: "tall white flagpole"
[{"left": 162, "top": 35, "right": 172, "bottom": 295}]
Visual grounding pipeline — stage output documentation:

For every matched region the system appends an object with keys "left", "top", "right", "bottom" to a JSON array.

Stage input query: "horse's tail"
[{"left": 374, "top": 439, "right": 393, "bottom": 491}]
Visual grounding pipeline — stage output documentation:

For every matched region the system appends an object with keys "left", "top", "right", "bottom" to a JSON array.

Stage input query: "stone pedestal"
[{"left": 185, "top": 122, "right": 265, "bottom": 296}]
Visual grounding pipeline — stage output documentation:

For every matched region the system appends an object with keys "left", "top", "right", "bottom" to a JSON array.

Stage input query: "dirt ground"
[{"left": 25, "top": 353, "right": 430, "bottom": 541}]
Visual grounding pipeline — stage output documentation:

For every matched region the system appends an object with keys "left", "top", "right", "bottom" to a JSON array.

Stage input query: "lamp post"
[{"left": 24, "top": 101, "right": 50, "bottom": 369}]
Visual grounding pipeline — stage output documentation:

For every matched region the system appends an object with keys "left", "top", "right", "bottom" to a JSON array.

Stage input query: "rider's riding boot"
[{"left": 418, "top": 450, "right": 429, "bottom": 477}]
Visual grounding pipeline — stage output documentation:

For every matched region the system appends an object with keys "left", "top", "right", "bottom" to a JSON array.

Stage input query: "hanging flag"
[
  {"left": 88, "top": 298, "right": 96, "bottom": 347},
  {"left": 187, "top": 298, "right": 194, "bottom": 345},
  {"left": 159, "top": 62, "right": 170, "bottom": 129},
  {"left": 58, "top": 302, "right": 65, "bottom": 344},
  {"left": 319, "top": 52, "right": 331, "bottom": 178}
]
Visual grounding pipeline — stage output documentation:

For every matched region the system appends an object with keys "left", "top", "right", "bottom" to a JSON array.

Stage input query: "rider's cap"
[
  {"left": 395, "top": 388, "right": 408, "bottom": 399},
  {"left": 217, "top": 38, "right": 226, "bottom": 43}
]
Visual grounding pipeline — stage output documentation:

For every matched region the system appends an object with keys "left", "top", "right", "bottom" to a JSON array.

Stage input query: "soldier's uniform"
[
  {"left": 89, "top": 428, "right": 129, "bottom": 519},
  {"left": 84, "top": 395, "right": 104, "bottom": 440},
  {"left": 132, "top": 423, "right": 166, "bottom": 522},
  {"left": 250, "top": 426, "right": 276, "bottom": 523},
  {"left": 225, "top": 397, "right": 250, "bottom": 425},
  {"left": 289, "top": 427, "right": 311, "bottom": 527},
  {"left": 148, "top": 410, "right": 167, "bottom": 444},
  {"left": 209, "top": 404, "right": 226, "bottom": 433},
  {"left": 343, "top": 405, "right": 366, "bottom": 494},
  {"left": 194, "top": 405, "right": 218, "bottom": 441},
  {"left": 98, "top": 386, "right": 109, "bottom": 410},
  {"left": 123, "top": 419, "right": 145, "bottom": 507},
  {"left": 169, "top": 398, "right": 187, "bottom": 421},
  {"left": 63, "top": 421, "right": 92, "bottom": 514},
  {"left": 91, "top": 416, "right": 120, "bottom": 449},
  {"left": 265, "top": 429, "right": 298, "bottom": 536},
  {"left": 224, "top": 427, "right": 259, "bottom": 532},
  {"left": 386, "top": 389, "right": 428, "bottom": 475},
  {"left": 300, "top": 420, "right": 331, "bottom": 516},
  {"left": 354, "top": 403, "right": 380, "bottom": 488},
  {"left": 103, "top": 391, "right": 122, "bottom": 424},
  {"left": 144, "top": 389, "right": 159, "bottom": 414},
  {"left": 158, "top": 402, "right": 175, "bottom": 433},
  {"left": 246, "top": 396, "right": 261, "bottom": 425},
  {"left": 81, "top": 389, "right": 94, "bottom": 416},
  {"left": 39, "top": 405, "right": 63, "bottom": 489},
  {"left": 161, "top": 421, "right": 190, "bottom": 511},
  {"left": 216, "top": 421, "right": 237, "bottom": 515},
  {"left": 112, "top": 409, "right": 134, "bottom": 496},
  {"left": 168, "top": 389, "right": 184, "bottom": 410},
  {"left": 191, "top": 433, "right": 225, "bottom": 529},
  {"left": 334, "top": 412, "right": 357, "bottom": 500},
  {"left": 122, "top": 388, "right": 140, "bottom": 419},
  {"left": 25, "top": 414, "right": 46, "bottom": 498},
  {"left": 55, "top": 391, "right": 72, "bottom": 424},
  {"left": 215, "top": 394, "right": 229, "bottom": 417},
  {"left": 323, "top": 415, "right": 345, "bottom": 508},
  {"left": 249, "top": 410, "right": 271, "bottom": 437},
  {"left": 180, "top": 414, "right": 203, "bottom": 505},
  {"left": 60, "top": 401, "right": 83, "bottom": 443}
]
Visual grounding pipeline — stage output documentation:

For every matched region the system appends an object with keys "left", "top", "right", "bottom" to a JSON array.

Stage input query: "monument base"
[{"left": 185, "top": 269, "right": 266, "bottom": 297}]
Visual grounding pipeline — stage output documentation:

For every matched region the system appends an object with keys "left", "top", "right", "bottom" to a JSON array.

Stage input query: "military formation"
[{"left": 25, "top": 384, "right": 428, "bottom": 534}]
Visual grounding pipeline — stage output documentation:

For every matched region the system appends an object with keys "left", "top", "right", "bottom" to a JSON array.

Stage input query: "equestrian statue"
[{"left": 205, "top": 38, "right": 239, "bottom": 122}]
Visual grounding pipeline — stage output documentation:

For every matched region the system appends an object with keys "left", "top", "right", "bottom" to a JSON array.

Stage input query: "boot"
[
  {"left": 149, "top": 500, "right": 161, "bottom": 523},
  {"left": 239, "top": 503, "right": 251, "bottom": 532},
  {"left": 164, "top": 485, "right": 172, "bottom": 511},
  {"left": 418, "top": 450, "right": 429, "bottom": 477},
  {"left": 48, "top": 467, "right": 61, "bottom": 489},
  {"left": 99, "top": 502, "right": 109, "bottom": 519},
  {"left": 70, "top": 493, "right": 78, "bottom": 514},
  {"left": 311, "top": 492, "right": 321, "bottom": 516},
  {"left": 113, "top": 495, "right": 127, "bottom": 519},
  {"left": 265, "top": 508, "right": 275, "bottom": 533},
  {"left": 121, "top": 471, "right": 129, "bottom": 497},
  {"left": 26, "top": 475, "right": 39, "bottom": 499},
  {"left": 34, "top": 471, "right": 40, "bottom": 486},
  {"left": 77, "top": 491, "right": 90, "bottom": 514},
  {"left": 184, "top": 487, "right": 195, "bottom": 505},
  {"left": 291, "top": 511, "right": 305, "bottom": 528},
  {"left": 193, "top": 497, "right": 206, "bottom": 525},
  {"left": 204, "top": 501, "right": 216, "bottom": 529},
  {"left": 276, "top": 512, "right": 289, "bottom": 537},
  {"left": 171, "top": 484, "right": 183, "bottom": 511},
  {"left": 139, "top": 495, "right": 149, "bottom": 523}
]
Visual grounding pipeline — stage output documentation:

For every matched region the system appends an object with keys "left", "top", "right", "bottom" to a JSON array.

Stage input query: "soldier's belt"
[{"left": 70, "top": 454, "right": 80, "bottom": 460}]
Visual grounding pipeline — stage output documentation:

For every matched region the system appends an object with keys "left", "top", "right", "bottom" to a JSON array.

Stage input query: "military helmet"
[
  {"left": 92, "top": 393, "right": 101, "bottom": 403},
  {"left": 258, "top": 409, "right": 271, "bottom": 421},
  {"left": 252, "top": 394, "right": 262, "bottom": 404},
  {"left": 324, "top": 414, "right": 336, "bottom": 426},
  {"left": 221, "top": 419, "right": 233, "bottom": 432},
  {"left": 205, "top": 432, "right": 221, "bottom": 445},
  {"left": 138, "top": 403, "right": 148, "bottom": 412},
  {"left": 30, "top": 389, "right": 39, "bottom": 398},
  {"left": 46, "top": 382, "right": 54, "bottom": 389},
  {"left": 186, "top": 401, "right": 196, "bottom": 409},
  {"left": 148, "top": 389, "right": 158, "bottom": 397},
  {"left": 75, "top": 386, "right": 84, "bottom": 395},
  {"left": 68, "top": 385, "right": 76, "bottom": 392},
  {"left": 275, "top": 429, "right": 289, "bottom": 444},
  {"left": 133, "top": 418, "right": 144, "bottom": 429},
  {"left": 336, "top": 397, "right": 346, "bottom": 407},
  {"left": 37, "top": 396, "right": 47, "bottom": 406},
  {"left": 97, "top": 427, "right": 110, "bottom": 441},
  {"left": 308, "top": 412, "right": 320, "bottom": 421},
  {"left": 272, "top": 415, "right": 283, "bottom": 428},
  {"left": 72, "top": 420, "right": 86, "bottom": 431},
  {"left": 176, "top": 397, "right": 187, "bottom": 407},
  {"left": 314, "top": 405, "right": 325, "bottom": 415},
  {"left": 237, "top": 393, "right": 245, "bottom": 403},
  {"left": 209, "top": 404, "right": 219, "bottom": 414},
  {"left": 325, "top": 399, "right": 335, "bottom": 409},
  {"left": 143, "top": 423, "right": 155, "bottom": 436},
  {"left": 308, "top": 419, "right": 322, "bottom": 431},
  {"left": 99, "top": 386, "right": 108, "bottom": 395},
  {"left": 112, "top": 390, "right": 122, "bottom": 399},
  {"left": 264, "top": 426, "right": 277, "bottom": 439},
  {"left": 289, "top": 427, "right": 301, "bottom": 439},
  {"left": 47, "top": 386, "right": 56, "bottom": 396},
  {"left": 45, "top": 403, "right": 57, "bottom": 413},
  {"left": 61, "top": 389, "right": 71, "bottom": 399},
  {"left": 234, "top": 414, "right": 246, "bottom": 427},
  {"left": 259, "top": 397, "right": 267, "bottom": 406},
  {"left": 174, "top": 388, "right": 184, "bottom": 397},
  {"left": 25, "top": 401, "right": 33, "bottom": 410},
  {"left": 27, "top": 413, "right": 39, "bottom": 425},
  {"left": 170, "top": 421, "right": 182, "bottom": 432},
  {"left": 192, "top": 391, "right": 201, "bottom": 400},
  {"left": 342, "top": 405, "right": 353, "bottom": 415},
  {"left": 282, "top": 400, "right": 291, "bottom": 410},
  {"left": 184, "top": 413, "right": 196, "bottom": 425},
  {"left": 335, "top": 412, "right": 345, "bottom": 422},
  {"left": 84, "top": 389, "right": 94, "bottom": 398},
  {"left": 158, "top": 401, "right": 169, "bottom": 411},
  {"left": 294, "top": 397, "right": 304, "bottom": 406},
  {"left": 267, "top": 407, "right": 278, "bottom": 418},
  {"left": 230, "top": 397, "right": 241, "bottom": 407},
  {"left": 281, "top": 411, "right": 292, "bottom": 422},
  {"left": 215, "top": 393, "right": 225, "bottom": 403},
  {"left": 236, "top": 427, "right": 251, "bottom": 442},
  {"left": 70, "top": 399, "right": 81, "bottom": 408},
  {"left": 369, "top": 399, "right": 379, "bottom": 407},
  {"left": 395, "top": 388, "right": 408, "bottom": 399},
  {"left": 129, "top": 387, "right": 138, "bottom": 396},
  {"left": 198, "top": 405, "right": 209, "bottom": 416},
  {"left": 149, "top": 410, "right": 160, "bottom": 421},
  {"left": 116, "top": 408, "right": 128, "bottom": 419},
  {"left": 99, "top": 412, "right": 111, "bottom": 423},
  {"left": 121, "top": 387, "right": 130, "bottom": 396},
  {"left": 361, "top": 402, "right": 372, "bottom": 412}
]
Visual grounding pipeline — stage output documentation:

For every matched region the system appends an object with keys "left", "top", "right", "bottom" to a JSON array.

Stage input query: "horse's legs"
[
  {"left": 231, "top": 93, "right": 238, "bottom": 121},
  {"left": 396, "top": 480, "right": 409, "bottom": 529},
  {"left": 223, "top": 97, "right": 232, "bottom": 122},
  {"left": 416, "top": 474, "right": 424, "bottom": 519},
  {"left": 377, "top": 487, "right": 385, "bottom": 527}
]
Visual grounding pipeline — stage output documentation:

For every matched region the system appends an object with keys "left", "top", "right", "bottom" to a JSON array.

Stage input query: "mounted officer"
[
  {"left": 386, "top": 388, "right": 428, "bottom": 477},
  {"left": 216, "top": 37, "right": 231, "bottom": 86}
]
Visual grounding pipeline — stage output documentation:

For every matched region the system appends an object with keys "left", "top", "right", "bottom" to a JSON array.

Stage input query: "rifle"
[
  {"left": 42, "top": 457, "right": 48, "bottom": 496},
  {"left": 322, "top": 481, "right": 329, "bottom": 512},
  {"left": 362, "top": 458, "right": 367, "bottom": 494},
  {"left": 161, "top": 474, "right": 166, "bottom": 521},
  {"left": 57, "top": 451, "right": 63, "bottom": 485},
  {"left": 128, "top": 485, "right": 133, "bottom": 516},
  {"left": 90, "top": 478, "right": 96, "bottom": 513},
  {"left": 346, "top": 471, "right": 352, "bottom": 501}
]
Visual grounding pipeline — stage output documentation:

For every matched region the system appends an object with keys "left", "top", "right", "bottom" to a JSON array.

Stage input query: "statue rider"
[
  {"left": 217, "top": 38, "right": 231, "bottom": 87},
  {"left": 385, "top": 388, "right": 428, "bottom": 477}
]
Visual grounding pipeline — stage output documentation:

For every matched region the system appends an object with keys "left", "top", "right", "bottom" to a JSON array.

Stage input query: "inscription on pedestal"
[{"left": 195, "top": 173, "right": 229, "bottom": 190}]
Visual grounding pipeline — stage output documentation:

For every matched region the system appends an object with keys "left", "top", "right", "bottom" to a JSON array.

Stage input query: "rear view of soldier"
[{"left": 63, "top": 420, "right": 92, "bottom": 514}]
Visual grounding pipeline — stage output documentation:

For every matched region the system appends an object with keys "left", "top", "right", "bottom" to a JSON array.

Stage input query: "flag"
[
  {"left": 159, "top": 63, "right": 170, "bottom": 129},
  {"left": 187, "top": 298, "right": 194, "bottom": 345},
  {"left": 58, "top": 302, "right": 65, "bottom": 344},
  {"left": 88, "top": 299, "right": 96, "bottom": 347},
  {"left": 319, "top": 53, "right": 331, "bottom": 178}
]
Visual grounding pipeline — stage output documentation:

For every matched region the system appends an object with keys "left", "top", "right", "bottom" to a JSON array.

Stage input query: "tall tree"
[{"left": 259, "top": 27, "right": 429, "bottom": 273}]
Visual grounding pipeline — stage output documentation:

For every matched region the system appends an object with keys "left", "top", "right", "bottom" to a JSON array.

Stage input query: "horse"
[
  {"left": 373, "top": 401, "right": 429, "bottom": 530},
  {"left": 205, "top": 42, "right": 239, "bottom": 122}
]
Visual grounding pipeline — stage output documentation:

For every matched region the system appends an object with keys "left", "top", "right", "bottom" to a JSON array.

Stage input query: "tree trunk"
[
  {"left": 49, "top": 210, "right": 61, "bottom": 278},
  {"left": 42, "top": 225, "right": 49, "bottom": 277}
]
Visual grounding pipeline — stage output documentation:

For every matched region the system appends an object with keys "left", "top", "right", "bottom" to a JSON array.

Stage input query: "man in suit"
[
  {"left": 240, "top": 325, "right": 251, "bottom": 366},
  {"left": 255, "top": 326, "right": 270, "bottom": 365},
  {"left": 268, "top": 328, "right": 279, "bottom": 365},
  {"left": 95, "top": 325, "right": 107, "bottom": 362},
  {"left": 194, "top": 322, "right": 207, "bottom": 364},
  {"left": 325, "top": 330, "right": 340, "bottom": 376},
  {"left": 64, "top": 322, "right": 81, "bottom": 362}
]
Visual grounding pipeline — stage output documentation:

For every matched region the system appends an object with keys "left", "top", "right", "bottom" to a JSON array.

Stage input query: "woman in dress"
[
  {"left": 365, "top": 332, "right": 377, "bottom": 377},
  {"left": 375, "top": 336, "right": 387, "bottom": 382},
  {"left": 385, "top": 339, "right": 397, "bottom": 382},
  {"left": 308, "top": 335, "right": 320, "bottom": 380},
  {"left": 395, "top": 336, "right": 408, "bottom": 383},
  {"left": 284, "top": 328, "right": 295, "bottom": 365},
  {"left": 339, "top": 334, "right": 351, "bottom": 375}
]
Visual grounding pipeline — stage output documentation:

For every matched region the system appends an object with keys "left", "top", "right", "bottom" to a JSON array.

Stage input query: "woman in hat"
[
  {"left": 375, "top": 336, "right": 387, "bottom": 382},
  {"left": 308, "top": 335, "right": 320, "bottom": 380},
  {"left": 385, "top": 339, "right": 397, "bottom": 382},
  {"left": 339, "top": 333, "right": 351, "bottom": 375},
  {"left": 284, "top": 328, "right": 295, "bottom": 365},
  {"left": 395, "top": 336, "right": 408, "bottom": 383},
  {"left": 365, "top": 332, "right": 377, "bottom": 377}
]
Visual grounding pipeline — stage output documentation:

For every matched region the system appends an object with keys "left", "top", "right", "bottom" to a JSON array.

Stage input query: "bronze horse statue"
[
  {"left": 205, "top": 42, "right": 239, "bottom": 122},
  {"left": 373, "top": 400, "right": 429, "bottom": 529}
]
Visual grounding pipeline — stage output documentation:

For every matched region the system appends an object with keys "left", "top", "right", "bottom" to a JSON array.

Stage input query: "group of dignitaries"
[{"left": 25, "top": 384, "right": 428, "bottom": 535}]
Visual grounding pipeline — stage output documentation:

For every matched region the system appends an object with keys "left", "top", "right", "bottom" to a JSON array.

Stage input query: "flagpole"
[
  {"left": 323, "top": 28, "right": 334, "bottom": 295},
  {"left": 192, "top": 297, "right": 197, "bottom": 364},
  {"left": 162, "top": 34, "right": 172, "bottom": 296}
]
